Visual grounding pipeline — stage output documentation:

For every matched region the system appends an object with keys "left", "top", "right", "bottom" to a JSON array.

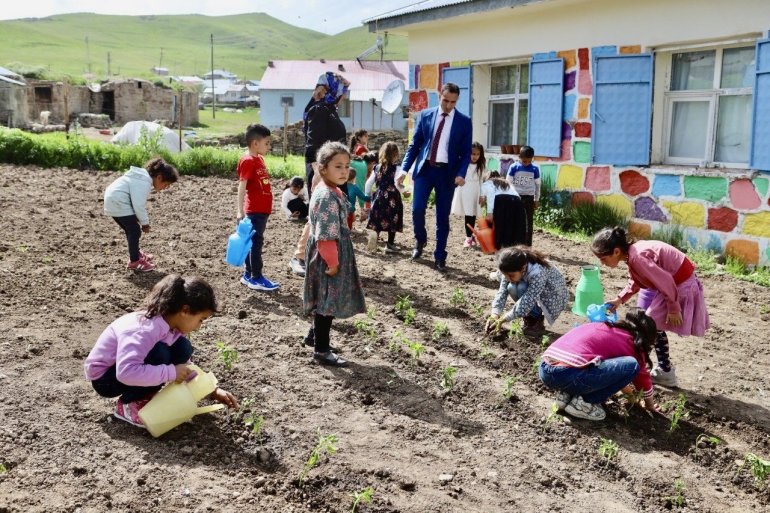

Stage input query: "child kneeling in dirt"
[
  {"left": 84, "top": 274, "right": 238, "bottom": 427},
  {"left": 485, "top": 246, "right": 568, "bottom": 334},
  {"left": 538, "top": 309, "right": 659, "bottom": 421},
  {"left": 103, "top": 157, "right": 179, "bottom": 272}
]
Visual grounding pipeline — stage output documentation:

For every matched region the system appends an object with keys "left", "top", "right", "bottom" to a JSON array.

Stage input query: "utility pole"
[
  {"left": 85, "top": 35, "right": 91, "bottom": 73},
  {"left": 210, "top": 34, "right": 216, "bottom": 119},
  {"left": 107, "top": 52, "right": 111, "bottom": 76},
  {"left": 159, "top": 47, "right": 164, "bottom": 69}
]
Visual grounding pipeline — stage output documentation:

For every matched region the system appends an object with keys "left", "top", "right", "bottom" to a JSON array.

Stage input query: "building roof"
[
  {"left": 203, "top": 69, "right": 237, "bottom": 79},
  {"left": 259, "top": 60, "right": 408, "bottom": 95},
  {"left": 364, "top": 0, "right": 536, "bottom": 30},
  {"left": 364, "top": 0, "right": 471, "bottom": 21},
  {"left": 0, "top": 66, "right": 22, "bottom": 79},
  {"left": 172, "top": 76, "right": 204, "bottom": 84},
  {"left": 0, "top": 74, "right": 25, "bottom": 86}
]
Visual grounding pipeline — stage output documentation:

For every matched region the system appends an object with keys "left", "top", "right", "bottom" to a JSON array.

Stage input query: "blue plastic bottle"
[
  {"left": 586, "top": 303, "right": 618, "bottom": 323},
  {"left": 225, "top": 218, "right": 255, "bottom": 267}
]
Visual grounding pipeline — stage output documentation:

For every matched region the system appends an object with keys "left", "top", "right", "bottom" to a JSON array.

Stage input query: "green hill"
[{"left": 0, "top": 13, "right": 407, "bottom": 82}]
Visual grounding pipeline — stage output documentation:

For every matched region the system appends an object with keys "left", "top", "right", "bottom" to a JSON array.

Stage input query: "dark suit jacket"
[{"left": 402, "top": 107, "right": 473, "bottom": 180}]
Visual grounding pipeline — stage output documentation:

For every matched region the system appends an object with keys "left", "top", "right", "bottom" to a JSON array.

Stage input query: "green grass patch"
[{"left": 193, "top": 107, "right": 260, "bottom": 139}]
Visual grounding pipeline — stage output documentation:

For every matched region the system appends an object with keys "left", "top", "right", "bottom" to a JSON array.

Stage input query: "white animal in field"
[{"left": 39, "top": 111, "right": 50, "bottom": 125}]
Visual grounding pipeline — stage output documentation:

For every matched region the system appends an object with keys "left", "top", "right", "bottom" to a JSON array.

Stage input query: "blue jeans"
[
  {"left": 91, "top": 337, "right": 193, "bottom": 403},
  {"left": 412, "top": 163, "right": 455, "bottom": 261},
  {"left": 538, "top": 356, "right": 640, "bottom": 404},
  {"left": 245, "top": 213, "right": 269, "bottom": 279},
  {"left": 506, "top": 281, "right": 542, "bottom": 318}
]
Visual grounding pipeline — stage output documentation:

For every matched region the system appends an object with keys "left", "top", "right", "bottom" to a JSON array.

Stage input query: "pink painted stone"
[
  {"left": 585, "top": 166, "right": 611, "bottom": 191},
  {"left": 619, "top": 170, "right": 649, "bottom": 196},
  {"left": 571, "top": 191, "right": 594, "bottom": 206},
  {"left": 578, "top": 48, "right": 589, "bottom": 70},
  {"left": 578, "top": 70, "right": 592, "bottom": 95},
  {"left": 729, "top": 179, "right": 761, "bottom": 210},
  {"left": 558, "top": 139, "right": 572, "bottom": 161},
  {"left": 707, "top": 207, "right": 738, "bottom": 232},
  {"left": 574, "top": 122, "right": 591, "bottom": 138}
]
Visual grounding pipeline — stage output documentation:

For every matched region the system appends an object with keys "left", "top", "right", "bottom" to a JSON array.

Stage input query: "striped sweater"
[{"left": 542, "top": 323, "right": 653, "bottom": 398}]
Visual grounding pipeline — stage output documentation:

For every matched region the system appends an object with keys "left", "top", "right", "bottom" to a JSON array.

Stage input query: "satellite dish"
[{"left": 381, "top": 79, "right": 405, "bottom": 114}]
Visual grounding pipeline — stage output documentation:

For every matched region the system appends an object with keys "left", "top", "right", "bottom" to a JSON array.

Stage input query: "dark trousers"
[
  {"left": 492, "top": 195, "right": 528, "bottom": 250},
  {"left": 91, "top": 336, "right": 193, "bottom": 403},
  {"left": 464, "top": 215, "right": 476, "bottom": 238},
  {"left": 113, "top": 215, "right": 141, "bottom": 262},
  {"left": 307, "top": 313, "right": 334, "bottom": 353},
  {"left": 305, "top": 163, "right": 315, "bottom": 196},
  {"left": 520, "top": 195, "right": 535, "bottom": 246},
  {"left": 412, "top": 164, "right": 455, "bottom": 261},
  {"left": 287, "top": 198, "right": 308, "bottom": 219},
  {"left": 245, "top": 213, "right": 269, "bottom": 279}
]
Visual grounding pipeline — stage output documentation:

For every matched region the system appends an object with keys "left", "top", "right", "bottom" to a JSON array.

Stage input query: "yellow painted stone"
[
  {"left": 596, "top": 194, "right": 633, "bottom": 217},
  {"left": 742, "top": 211, "right": 770, "bottom": 237},
  {"left": 662, "top": 201, "right": 705, "bottom": 227},
  {"left": 558, "top": 49, "right": 577, "bottom": 69},
  {"left": 578, "top": 98, "right": 591, "bottom": 120},
  {"left": 556, "top": 165, "right": 584, "bottom": 190},
  {"left": 628, "top": 221, "right": 652, "bottom": 239},
  {"left": 725, "top": 239, "right": 759, "bottom": 265},
  {"left": 620, "top": 45, "right": 642, "bottom": 54},
  {"left": 419, "top": 64, "right": 439, "bottom": 90}
]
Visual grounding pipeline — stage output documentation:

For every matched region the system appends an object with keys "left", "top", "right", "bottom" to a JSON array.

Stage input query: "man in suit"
[{"left": 402, "top": 82, "right": 472, "bottom": 272}]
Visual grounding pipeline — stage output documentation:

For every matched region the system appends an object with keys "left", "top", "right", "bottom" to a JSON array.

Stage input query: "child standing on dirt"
[
  {"left": 366, "top": 142, "right": 405, "bottom": 254},
  {"left": 538, "top": 309, "right": 659, "bottom": 421},
  {"left": 485, "top": 246, "right": 568, "bottom": 333},
  {"left": 303, "top": 142, "right": 366, "bottom": 367},
  {"left": 104, "top": 157, "right": 179, "bottom": 271},
  {"left": 506, "top": 145, "right": 540, "bottom": 246},
  {"left": 84, "top": 274, "right": 239, "bottom": 427},
  {"left": 281, "top": 176, "right": 309, "bottom": 221},
  {"left": 346, "top": 167, "right": 369, "bottom": 230},
  {"left": 451, "top": 142, "right": 485, "bottom": 248},
  {"left": 591, "top": 227, "right": 710, "bottom": 388},
  {"left": 237, "top": 124, "right": 280, "bottom": 292}
]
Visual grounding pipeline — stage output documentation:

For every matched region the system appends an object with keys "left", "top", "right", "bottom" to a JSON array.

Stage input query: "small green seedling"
[
  {"left": 244, "top": 413, "right": 265, "bottom": 444},
  {"left": 498, "top": 375, "right": 519, "bottom": 404},
  {"left": 450, "top": 287, "right": 467, "bottom": 307},
  {"left": 598, "top": 437, "right": 619, "bottom": 467},
  {"left": 389, "top": 331, "right": 406, "bottom": 352},
  {"left": 667, "top": 478, "right": 686, "bottom": 508},
  {"left": 407, "top": 340, "right": 424, "bottom": 362},
  {"left": 366, "top": 306, "right": 376, "bottom": 320},
  {"left": 543, "top": 403, "right": 563, "bottom": 432},
  {"left": 486, "top": 316, "right": 504, "bottom": 336},
  {"left": 694, "top": 434, "right": 722, "bottom": 456},
  {"left": 531, "top": 356, "right": 542, "bottom": 375},
  {"left": 741, "top": 453, "right": 770, "bottom": 486},
  {"left": 403, "top": 307, "right": 416, "bottom": 325},
  {"left": 507, "top": 319, "right": 524, "bottom": 340},
  {"left": 299, "top": 431, "right": 339, "bottom": 487},
  {"left": 16, "top": 245, "right": 28, "bottom": 253},
  {"left": 395, "top": 295, "right": 413, "bottom": 316},
  {"left": 540, "top": 334, "right": 551, "bottom": 348},
  {"left": 353, "top": 319, "right": 377, "bottom": 341},
  {"left": 663, "top": 393, "right": 689, "bottom": 432},
  {"left": 479, "top": 341, "right": 496, "bottom": 360},
  {"left": 215, "top": 341, "right": 239, "bottom": 371},
  {"left": 237, "top": 397, "right": 255, "bottom": 417},
  {"left": 471, "top": 304, "right": 485, "bottom": 317},
  {"left": 432, "top": 321, "right": 450, "bottom": 341},
  {"left": 440, "top": 366, "right": 457, "bottom": 391},
  {"left": 0, "top": 463, "right": 6, "bottom": 473},
  {"left": 350, "top": 486, "right": 375, "bottom": 513},
  {"left": 759, "top": 304, "right": 770, "bottom": 315}
]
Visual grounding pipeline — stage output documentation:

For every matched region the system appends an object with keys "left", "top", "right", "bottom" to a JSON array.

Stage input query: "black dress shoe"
[
  {"left": 411, "top": 242, "right": 426, "bottom": 260},
  {"left": 434, "top": 260, "right": 447, "bottom": 272}
]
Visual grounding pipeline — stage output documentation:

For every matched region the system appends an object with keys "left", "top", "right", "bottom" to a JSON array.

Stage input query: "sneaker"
[
  {"left": 251, "top": 276, "right": 281, "bottom": 291},
  {"left": 114, "top": 398, "right": 148, "bottom": 428},
  {"left": 127, "top": 256, "right": 155, "bottom": 272},
  {"left": 385, "top": 243, "right": 400, "bottom": 254},
  {"left": 240, "top": 272, "right": 258, "bottom": 288},
  {"left": 554, "top": 391, "right": 571, "bottom": 411},
  {"left": 139, "top": 249, "right": 154, "bottom": 261},
  {"left": 488, "top": 270, "right": 501, "bottom": 282},
  {"left": 367, "top": 231, "right": 378, "bottom": 252},
  {"left": 650, "top": 366, "right": 678, "bottom": 387},
  {"left": 313, "top": 351, "right": 348, "bottom": 367},
  {"left": 463, "top": 237, "right": 473, "bottom": 248},
  {"left": 564, "top": 396, "right": 606, "bottom": 421},
  {"left": 289, "top": 257, "right": 306, "bottom": 277}
]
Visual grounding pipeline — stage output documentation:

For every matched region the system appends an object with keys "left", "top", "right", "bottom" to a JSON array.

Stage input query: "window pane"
[
  {"left": 490, "top": 102, "right": 514, "bottom": 147},
  {"left": 671, "top": 51, "right": 715, "bottom": 90},
  {"left": 519, "top": 64, "right": 529, "bottom": 94},
  {"left": 721, "top": 47, "right": 755, "bottom": 89},
  {"left": 517, "top": 99, "right": 528, "bottom": 145},
  {"left": 715, "top": 95, "right": 752, "bottom": 163},
  {"left": 669, "top": 101, "right": 709, "bottom": 159},
  {"left": 491, "top": 66, "right": 516, "bottom": 95}
]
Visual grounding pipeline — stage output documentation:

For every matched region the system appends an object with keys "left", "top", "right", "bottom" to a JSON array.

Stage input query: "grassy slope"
[{"left": 0, "top": 14, "right": 406, "bottom": 81}]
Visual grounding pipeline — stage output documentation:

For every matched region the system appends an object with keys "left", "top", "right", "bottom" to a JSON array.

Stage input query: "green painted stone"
[
  {"left": 753, "top": 177, "right": 769, "bottom": 198},
  {"left": 540, "top": 164, "right": 558, "bottom": 186},
  {"left": 573, "top": 141, "right": 591, "bottom": 164},
  {"left": 683, "top": 176, "right": 727, "bottom": 202}
]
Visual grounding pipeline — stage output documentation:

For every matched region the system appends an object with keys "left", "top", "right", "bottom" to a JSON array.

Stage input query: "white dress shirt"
[{"left": 431, "top": 108, "right": 455, "bottom": 164}]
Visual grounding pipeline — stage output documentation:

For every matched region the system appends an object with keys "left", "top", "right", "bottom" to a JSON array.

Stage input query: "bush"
[{"left": 651, "top": 223, "right": 687, "bottom": 251}]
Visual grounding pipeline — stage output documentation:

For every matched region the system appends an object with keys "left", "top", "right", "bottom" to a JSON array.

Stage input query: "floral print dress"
[
  {"left": 366, "top": 163, "right": 404, "bottom": 233},
  {"left": 303, "top": 182, "right": 366, "bottom": 318}
]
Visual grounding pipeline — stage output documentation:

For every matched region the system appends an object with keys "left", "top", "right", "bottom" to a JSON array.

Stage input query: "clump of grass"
[
  {"left": 598, "top": 437, "right": 619, "bottom": 467},
  {"left": 215, "top": 341, "right": 239, "bottom": 371},
  {"left": 651, "top": 223, "right": 687, "bottom": 251},
  {"left": 724, "top": 256, "right": 770, "bottom": 287},
  {"left": 432, "top": 321, "right": 450, "bottom": 341},
  {"left": 299, "top": 431, "right": 339, "bottom": 487},
  {"left": 350, "top": 486, "right": 375, "bottom": 512},
  {"left": 440, "top": 366, "right": 457, "bottom": 391},
  {"left": 686, "top": 247, "right": 719, "bottom": 275}
]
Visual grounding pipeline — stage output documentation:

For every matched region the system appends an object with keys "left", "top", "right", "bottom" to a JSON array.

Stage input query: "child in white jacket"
[{"left": 104, "top": 157, "right": 179, "bottom": 271}]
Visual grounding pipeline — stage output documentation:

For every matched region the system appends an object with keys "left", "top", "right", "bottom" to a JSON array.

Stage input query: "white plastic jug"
[{"left": 138, "top": 364, "right": 224, "bottom": 437}]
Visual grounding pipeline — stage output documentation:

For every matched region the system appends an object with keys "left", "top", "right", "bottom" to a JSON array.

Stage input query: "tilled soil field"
[{"left": 0, "top": 165, "right": 768, "bottom": 513}]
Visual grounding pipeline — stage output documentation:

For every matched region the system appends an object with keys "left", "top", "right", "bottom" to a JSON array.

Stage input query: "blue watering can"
[
  {"left": 586, "top": 303, "right": 618, "bottom": 323},
  {"left": 225, "top": 218, "right": 255, "bottom": 267}
]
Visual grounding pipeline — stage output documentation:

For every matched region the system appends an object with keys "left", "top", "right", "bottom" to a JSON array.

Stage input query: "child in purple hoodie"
[{"left": 84, "top": 274, "right": 238, "bottom": 427}]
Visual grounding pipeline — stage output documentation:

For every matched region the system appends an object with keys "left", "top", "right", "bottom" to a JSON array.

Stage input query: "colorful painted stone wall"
[{"left": 407, "top": 47, "right": 770, "bottom": 266}]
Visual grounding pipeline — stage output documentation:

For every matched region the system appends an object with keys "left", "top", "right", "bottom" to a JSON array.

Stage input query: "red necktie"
[{"left": 428, "top": 113, "right": 448, "bottom": 165}]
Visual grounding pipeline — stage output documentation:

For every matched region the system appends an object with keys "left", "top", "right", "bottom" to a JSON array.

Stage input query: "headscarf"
[{"left": 316, "top": 72, "right": 348, "bottom": 104}]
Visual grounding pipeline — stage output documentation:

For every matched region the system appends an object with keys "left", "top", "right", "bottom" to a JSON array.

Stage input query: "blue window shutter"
[
  {"left": 592, "top": 54, "right": 653, "bottom": 165},
  {"left": 750, "top": 38, "right": 770, "bottom": 171},
  {"left": 442, "top": 66, "right": 471, "bottom": 116},
  {"left": 527, "top": 58, "right": 564, "bottom": 157}
]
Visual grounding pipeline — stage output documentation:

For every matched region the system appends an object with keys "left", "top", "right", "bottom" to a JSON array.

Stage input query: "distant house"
[
  {"left": 259, "top": 60, "right": 408, "bottom": 132},
  {"left": 0, "top": 72, "right": 26, "bottom": 127},
  {"left": 171, "top": 76, "right": 205, "bottom": 88},
  {"left": 365, "top": 0, "right": 770, "bottom": 266},
  {"left": 151, "top": 67, "right": 169, "bottom": 76},
  {"left": 203, "top": 69, "right": 237, "bottom": 81},
  {"left": 202, "top": 79, "right": 233, "bottom": 103}
]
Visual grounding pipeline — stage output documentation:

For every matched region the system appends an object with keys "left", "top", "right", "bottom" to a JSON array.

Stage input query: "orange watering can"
[{"left": 467, "top": 218, "right": 496, "bottom": 255}]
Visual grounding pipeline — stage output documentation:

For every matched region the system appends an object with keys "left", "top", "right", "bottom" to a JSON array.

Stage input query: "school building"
[{"left": 365, "top": 0, "right": 770, "bottom": 266}]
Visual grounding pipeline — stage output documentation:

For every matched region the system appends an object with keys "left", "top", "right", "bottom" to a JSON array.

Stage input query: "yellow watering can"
[{"left": 138, "top": 364, "right": 224, "bottom": 437}]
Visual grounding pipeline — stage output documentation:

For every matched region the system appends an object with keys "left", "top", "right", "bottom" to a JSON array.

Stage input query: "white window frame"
[
  {"left": 487, "top": 63, "right": 529, "bottom": 151},
  {"left": 662, "top": 44, "right": 755, "bottom": 168}
]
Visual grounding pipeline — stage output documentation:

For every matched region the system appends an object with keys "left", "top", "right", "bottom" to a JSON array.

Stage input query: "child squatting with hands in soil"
[{"left": 84, "top": 274, "right": 238, "bottom": 427}]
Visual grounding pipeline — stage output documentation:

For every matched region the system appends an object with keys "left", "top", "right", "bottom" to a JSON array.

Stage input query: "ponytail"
[
  {"left": 610, "top": 309, "right": 657, "bottom": 369},
  {"left": 144, "top": 274, "right": 218, "bottom": 319}
]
